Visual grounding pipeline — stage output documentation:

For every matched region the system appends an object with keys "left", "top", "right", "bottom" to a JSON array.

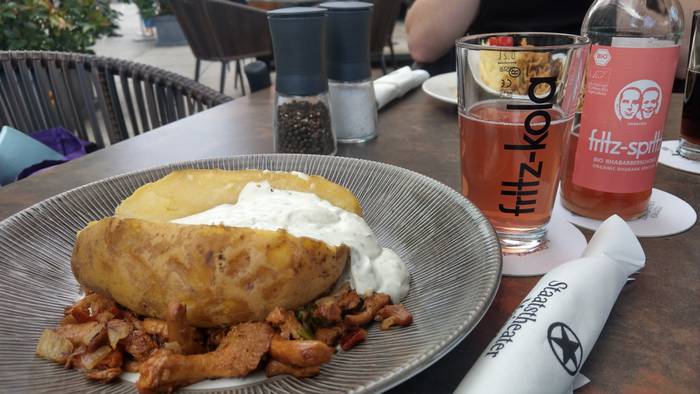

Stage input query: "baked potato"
[
  {"left": 71, "top": 169, "right": 360, "bottom": 327},
  {"left": 115, "top": 169, "right": 363, "bottom": 222}
]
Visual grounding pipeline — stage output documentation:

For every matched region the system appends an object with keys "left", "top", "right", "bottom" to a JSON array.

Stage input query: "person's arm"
[{"left": 405, "top": 0, "right": 481, "bottom": 64}]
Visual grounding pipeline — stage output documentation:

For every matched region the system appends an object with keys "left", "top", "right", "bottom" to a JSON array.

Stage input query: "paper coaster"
[
  {"left": 553, "top": 188, "right": 697, "bottom": 237},
  {"left": 502, "top": 215, "right": 587, "bottom": 277},
  {"left": 658, "top": 140, "right": 700, "bottom": 175}
]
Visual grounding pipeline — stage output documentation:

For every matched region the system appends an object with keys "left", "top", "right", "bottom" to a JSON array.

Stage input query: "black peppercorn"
[{"left": 275, "top": 100, "right": 335, "bottom": 154}]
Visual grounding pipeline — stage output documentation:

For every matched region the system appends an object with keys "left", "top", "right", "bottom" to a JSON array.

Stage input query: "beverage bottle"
[{"left": 560, "top": 0, "right": 684, "bottom": 220}]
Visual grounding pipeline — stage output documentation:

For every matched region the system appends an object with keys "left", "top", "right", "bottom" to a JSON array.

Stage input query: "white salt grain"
[{"left": 329, "top": 80, "right": 378, "bottom": 143}]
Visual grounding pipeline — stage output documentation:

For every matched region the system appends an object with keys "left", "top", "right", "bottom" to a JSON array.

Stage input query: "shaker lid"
[
  {"left": 320, "top": 1, "right": 373, "bottom": 82},
  {"left": 268, "top": 7, "right": 328, "bottom": 96},
  {"left": 268, "top": 7, "right": 326, "bottom": 18},
  {"left": 320, "top": 2, "right": 372, "bottom": 11}
]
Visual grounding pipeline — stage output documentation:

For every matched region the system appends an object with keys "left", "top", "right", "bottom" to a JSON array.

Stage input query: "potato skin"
[
  {"left": 72, "top": 218, "right": 349, "bottom": 327},
  {"left": 115, "top": 169, "right": 362, "bottom": 223}
]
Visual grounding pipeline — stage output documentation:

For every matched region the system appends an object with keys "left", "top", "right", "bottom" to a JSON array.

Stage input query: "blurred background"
[{"left": 0, "top": 0, "right": 414, "bottom": 98}]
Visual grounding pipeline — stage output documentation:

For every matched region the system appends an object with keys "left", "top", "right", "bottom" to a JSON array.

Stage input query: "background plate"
[
  {"left": 0, "top": 154, "right": 501, "bottom": 393},
  {"left": 422, "top": 72, "right": 458, "bottom": 105}
]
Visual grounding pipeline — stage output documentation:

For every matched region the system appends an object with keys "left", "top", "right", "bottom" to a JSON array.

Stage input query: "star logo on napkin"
[{"left": 547, "top": 322, "right": 583, "bottom": 376}]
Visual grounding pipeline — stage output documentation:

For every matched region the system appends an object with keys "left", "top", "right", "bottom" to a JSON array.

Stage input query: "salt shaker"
[
  {"left": 268, "top": 7, "right": 336, "bottom": 155},
  {"left": 320, "top": 1, "right": 377, "bottom": 143}
]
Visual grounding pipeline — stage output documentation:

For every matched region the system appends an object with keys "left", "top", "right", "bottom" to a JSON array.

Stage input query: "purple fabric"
[
  {"left": 30, "top": 128, "right": 95, "bottom": 160},
  {"left": 16, "top": 128, "right": 97, "bottom": 181}
]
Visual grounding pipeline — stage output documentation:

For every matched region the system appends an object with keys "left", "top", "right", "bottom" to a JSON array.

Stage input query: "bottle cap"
[
  {"left": 268, "top": 7, "right": 328, "bottom": 96},
  {"left": 320, "top": 2, "right": 373, "bottom": 82}
]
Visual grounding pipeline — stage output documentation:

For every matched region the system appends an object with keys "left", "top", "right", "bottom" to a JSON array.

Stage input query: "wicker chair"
[
  {"left": 205, "top": 0, "right": 273, "bottom": 96},
  {"left": 171, "top": 0, "right": 272, "bottom": 95},
  {"left": 0, "top": 51, "right": 231, "bottom": 147}
]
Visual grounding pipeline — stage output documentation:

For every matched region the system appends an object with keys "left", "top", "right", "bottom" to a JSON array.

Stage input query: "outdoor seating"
[
  {"left": 370, "top": 0, "right": 403, "bottom": 74},
  {"left": 171, "top": 0, "right": 272, "bottom": 94},
  {"left": 0, "top": 2, "right": 698, "bottom": 393},
  {"left": 0, "top": 51, "right": 230, "bottom": 147}
]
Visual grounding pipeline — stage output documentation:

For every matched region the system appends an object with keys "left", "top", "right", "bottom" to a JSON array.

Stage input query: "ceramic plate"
[
  {"left": 422, "top": 72, "right": 458, "bottom": 105},
  {"left": 0, "top": 154, "right": 501, "bottom": 393}
]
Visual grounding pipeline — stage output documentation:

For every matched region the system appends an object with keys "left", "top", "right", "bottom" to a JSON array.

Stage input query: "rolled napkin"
[
  {"left": 374, "top": 66, "right": 430, "bottom": 110},
  {"left": 455, "top": 215, "right": 645, "bottom": 394}
]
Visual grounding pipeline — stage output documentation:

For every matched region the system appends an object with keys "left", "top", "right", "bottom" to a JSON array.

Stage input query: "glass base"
[
  {"left": 496, "top": 224, "right": 547, "bottom": 255},
  {"left": 337, "top": 134, "right": 377, "bottom": 144},
  {"left": 678, "top": 138, "right": 700, "bottom": 161},
  {"left": 560, "top": 193, "right": 648, "bottom": 221}
]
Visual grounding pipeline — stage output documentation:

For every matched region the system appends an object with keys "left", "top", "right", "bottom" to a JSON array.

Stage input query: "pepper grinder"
[
  {"left": 268, "top": 7, "right": 337, "bottom": 155},
  {"left": 320, "top": 1, "right": 377, "bottom": 143}
]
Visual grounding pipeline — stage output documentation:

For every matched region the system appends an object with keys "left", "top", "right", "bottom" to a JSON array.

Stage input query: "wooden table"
[{"left": 0, "top": 89, "right": 697, "bottom": 393}]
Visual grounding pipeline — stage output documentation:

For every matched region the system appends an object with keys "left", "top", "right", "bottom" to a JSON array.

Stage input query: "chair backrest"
[
  {"left": 169, "top": 0, "right": 221, "bottom": 61},
  {"left": 204, "top": 0, "right": 273, "bottom": 60},
  {"left": 0, "top": 51, "right": 231, "bottom": 147},
  {"left": 370, "top": 0, "right": 403, "bottom": 54}
]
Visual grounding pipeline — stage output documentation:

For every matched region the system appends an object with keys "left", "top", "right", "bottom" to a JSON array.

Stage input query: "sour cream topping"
[{"left": 171, "top": 181, "right": 409, "bottom": 302}]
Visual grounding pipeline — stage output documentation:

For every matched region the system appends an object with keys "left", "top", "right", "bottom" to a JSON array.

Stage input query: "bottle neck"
[{"left": 582, "top": 0, "right": 683, "bottom": 45}]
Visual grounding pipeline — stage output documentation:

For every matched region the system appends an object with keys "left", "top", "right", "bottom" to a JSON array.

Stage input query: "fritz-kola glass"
[{"left": 457, "top": 32, "right": 589, "bottom": 253}]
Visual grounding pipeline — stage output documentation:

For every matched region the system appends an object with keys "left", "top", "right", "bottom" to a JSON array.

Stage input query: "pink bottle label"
[{"left": 572, "top": 44, "right": 679, "bottom": 193}]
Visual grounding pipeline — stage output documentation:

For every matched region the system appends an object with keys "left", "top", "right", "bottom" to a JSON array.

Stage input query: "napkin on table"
[
  {"left": 455, "top": 215, "right": 645, "bottom": 394},
  {"left": 374, "top": 66, "right": 430, "bottom": 110}
]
